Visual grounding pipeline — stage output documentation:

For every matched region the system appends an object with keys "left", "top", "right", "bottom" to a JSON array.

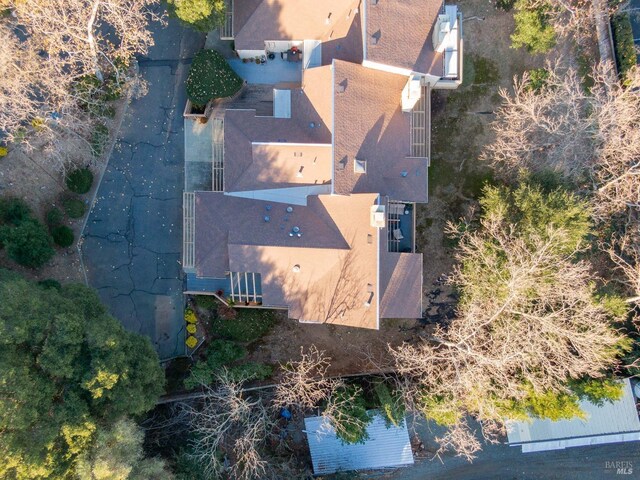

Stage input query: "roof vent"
[
  {"left": 370, "top": 205, "right": 386, "bottom": 228},
  {"left": 292, "top": 264, "right": 301, "bottom": 273},
  {"left": 372, "top": 0, "right": 378, "bottom": 5},
  {"left": 309, "top": 122, "right": 315, "bottom": 128},
  {"left": 354, "top": 158, "right": 367, "bottom": 174},
  {"left": 286, "top": 206, "right": 294, "bottom": 213},
  {"left": 371, "top": 30, "right": 381, "bottom": 45},
  {"left": 401, "top": 170, "right": 408, "bottom": 177},
  {"left": 264, "top": 215, "right": 270, "bottom": 222}
]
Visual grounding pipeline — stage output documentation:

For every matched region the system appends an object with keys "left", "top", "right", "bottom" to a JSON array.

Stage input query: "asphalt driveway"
[{"left": 82, "top": 16, "right": 203, "bottom": 360}]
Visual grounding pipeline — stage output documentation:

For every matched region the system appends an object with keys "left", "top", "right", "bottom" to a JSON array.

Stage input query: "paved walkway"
[{"left": 81, "top": 18, "right": 204, "bottom": 360}]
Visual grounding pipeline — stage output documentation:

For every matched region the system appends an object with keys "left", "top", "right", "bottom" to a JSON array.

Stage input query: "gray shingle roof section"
[
  {"left": 507, "top": 379, "right": 640, "bottom": 452},
  {"left": 304, "top": 412, "right": 414, "bottom": 475}
]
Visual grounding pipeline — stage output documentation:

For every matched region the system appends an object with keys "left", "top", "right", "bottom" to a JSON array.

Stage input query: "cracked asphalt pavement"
[{"left": 82, "top": 19, "right": 203, "bottom": 360}]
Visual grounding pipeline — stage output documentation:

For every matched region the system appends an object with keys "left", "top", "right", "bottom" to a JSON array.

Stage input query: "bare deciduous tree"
[
  {"left": 273, "top": 346, "right": 339, "bottom": 412},
  {"left": 433, "top": 419, "right": 482, "bottom": 462},
  {"left": 487, "top": 63, "right": 640, "bottom": 223},
  {"left": 605, "top": 233, "right": 640, "bottom": 306},
  {"left": 182, "top": 370, "right": 274, "bottom": 480},
  {"left": 6, "top": 0, "right": 163, "bottom": 82},
  {"left": 389, "top": 214, "right": 626, "bottom": 456}
]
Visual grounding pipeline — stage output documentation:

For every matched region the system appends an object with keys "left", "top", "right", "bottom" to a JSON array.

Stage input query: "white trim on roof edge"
[{"left": 330, "top": 59, "right": 336, "bottom": 195}]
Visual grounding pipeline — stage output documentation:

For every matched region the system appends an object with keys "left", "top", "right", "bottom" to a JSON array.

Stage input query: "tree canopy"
[
  {"left": 390, "top": 183, "right": 629, "bottom": 458},
  {"left": 0, "top": 270, "right": 165, "bottom": 479},
  {"left": 167, "top": 0, "right": 225, "bottom": 32}
]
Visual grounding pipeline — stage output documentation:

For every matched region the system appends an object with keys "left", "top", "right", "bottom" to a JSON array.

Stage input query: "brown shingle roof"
[
  {"left": 365, "top": 0, "right": 444, "bottom": 76},
  {"left": 332, "top": 60, "right": 428, "bottom": 202},
  {"left": 229, "top": 143, "right": 333, "bottom": 191},
  {"left": 227, "top": 193, "right": 381, "bottom": 328},
  {"left": 380, "top": 251, "right": 423, "bottom": 319},
  {"left": 194, "top": 192, "right": 349, "bottom": 277},
  {"left": 234, "top": 0, "right": 360, "bottom": 50}
]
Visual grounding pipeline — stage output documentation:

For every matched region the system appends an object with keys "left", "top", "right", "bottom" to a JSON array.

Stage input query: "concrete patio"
[{"left": 228, "top": 57, "right": 302, "bottom": 84}]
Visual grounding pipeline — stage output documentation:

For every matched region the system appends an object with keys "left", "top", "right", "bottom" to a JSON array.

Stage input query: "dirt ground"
[
  {"left": 0, "top": 95, "right": 129, "bottom": 284},
  {"left": 417, "top": 0, "right": 551, "bottom": 310}
]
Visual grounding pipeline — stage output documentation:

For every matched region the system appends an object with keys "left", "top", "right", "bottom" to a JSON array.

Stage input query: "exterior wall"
[
  {"left": 236, "top": 49, "right": 266, "bottom": 60},
  {"left": 362, "top": 59, "right": 413, "bottom": 77},
  {"left": 265, "top": 40, "right": 302, "bottom": 52},
  {"left": 225, "top": 184, "right": 332, "bottom": 205}
]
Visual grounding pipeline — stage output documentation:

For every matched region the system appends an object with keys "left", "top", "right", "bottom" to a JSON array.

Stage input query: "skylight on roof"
[{"left": 354, "top": 158, "right": 367, "bottom": 174}]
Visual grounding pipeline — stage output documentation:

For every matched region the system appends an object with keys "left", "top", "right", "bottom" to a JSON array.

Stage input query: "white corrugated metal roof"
[
  {"left": 304, "top": 411, "right": 414, "bottom": 475},
  {"left": 507, "top": 379, "right": 640, "bottom": 452}
]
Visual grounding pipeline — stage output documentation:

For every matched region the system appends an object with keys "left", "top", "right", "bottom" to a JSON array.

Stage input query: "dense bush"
[
  {"left": 66, "top": 168, "right": 94, "bottom": 194},
  {"left": 211, "top": 308, "right": 277, "bottom": 342},
  {"left": 63, "top": 197, "right": 86, "bottom": 218},
  {"left": 45, "top": 207, "right": 64, "bottom": 227},
  {"left": 611, "top": 13, "right": 636, "bottom": 79},
  {"left": 0, "top": 197, "right": 31, "bottom": 226},
  {"left": 511, "top": 1, "right": 556, "bottom": 54},
  {"left": 38, "top": 278, "right": 62, "bottom": 290},
  {"left": 184, "top": 339, "right": 273, "bottom": 389},
  {"left": 51, "top": 225, "right": 74, "bottom": 247},
  {"left": 167, "top": 0, "right": 226, "bottom": 32},
  {"left": 186, "top": 49, "right": 243, "bottom": 106},
  {"left": 0, "top": 219, "right": 54, "bottom": 268}
]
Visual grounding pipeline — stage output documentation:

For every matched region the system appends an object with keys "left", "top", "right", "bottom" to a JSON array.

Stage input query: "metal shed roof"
[
  {"left": 507, "top": 378, "right": 640, "bottom": 453},
  {"left": 304, "top": 411, "right": 414, "bottom": 475}
]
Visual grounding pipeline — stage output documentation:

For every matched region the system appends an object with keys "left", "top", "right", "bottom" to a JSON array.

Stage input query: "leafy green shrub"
[
  {"left": 523, "top": 388, "right": 584, "bottom": 421},
  {"left": 46, "top": 207, "right": 64, "bottom": 227},
  {"left": 0, "top": 219, "right": 54, "bottom": 268},
  {"left": 66, "top": 168, "right": 94, "bottom": 194},
  {"left": 527, "top": 68, "right": 550, "bottom": 92},
  {"left": 51, "top": 225, "right": 74, "bottom": 247},
  {"left": 211, "top": 308, "right": 277, "bottom": 342},
  {"left": 328, "top": 385, "right": 373, "bottom": 445},
  {"left": 185, "top": 308, "right": 198, "bottom": 324},
  {"left": 90, "top": 123, "right": 110, "bottom": 156},
  {"left": 38, "top": 279, "right": 62, "bottom": 290},
  {"left": 495, "top": 0, "right": 516, "bottom": 10},
  {"left": 227, "top": 362, "right": 273, "bottom": 381},
  {"left": 569, "top": 377, "right": 624, "bottom": 406},
  {"left": 611, "top": 13, "right": 636, "bottom": 79},
  {"left": 194, "top": 294, "right": 218, "bottom": 310},
  {"left": 62, "top": 198, "right": 86, "bottom": 218},
  {"left": 167, "top": 0, "right": 226, "bottom": 32},
  {"left": 186, "top": 49, "right": 243, "bottom": 106},
  {"left": 419, "top": 394, "right": 463, "bottom": 426},
  {"left": 0, "top": 197, "right": 32, "bottom": 226},
  {"left": 184, "top": 339, "right": 248, "bottom": 389},
  {"left": 511, "top": 1, "right": 556, "bottom": 54},
  {"left": 373, "top": 381, "right": 406, "bottom": 427}
]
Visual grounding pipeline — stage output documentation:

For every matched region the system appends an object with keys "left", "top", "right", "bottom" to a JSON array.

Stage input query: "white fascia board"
[
  {"left": 331, "top": 59, "right": 336, "bottom": 195},
  {"left": 375, "top": 194, "right": 381, "bottom": 330},
  {"left": 362, "top": 0, "right": 368, "bottom": 61}
]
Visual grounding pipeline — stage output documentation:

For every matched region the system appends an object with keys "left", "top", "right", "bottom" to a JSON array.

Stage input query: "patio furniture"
[
  {"left": 393, "top": 228, "right": 404, "bottom": 240},
  {"left": 286, "top": 49, "right": 301, "bottom": 62}
]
